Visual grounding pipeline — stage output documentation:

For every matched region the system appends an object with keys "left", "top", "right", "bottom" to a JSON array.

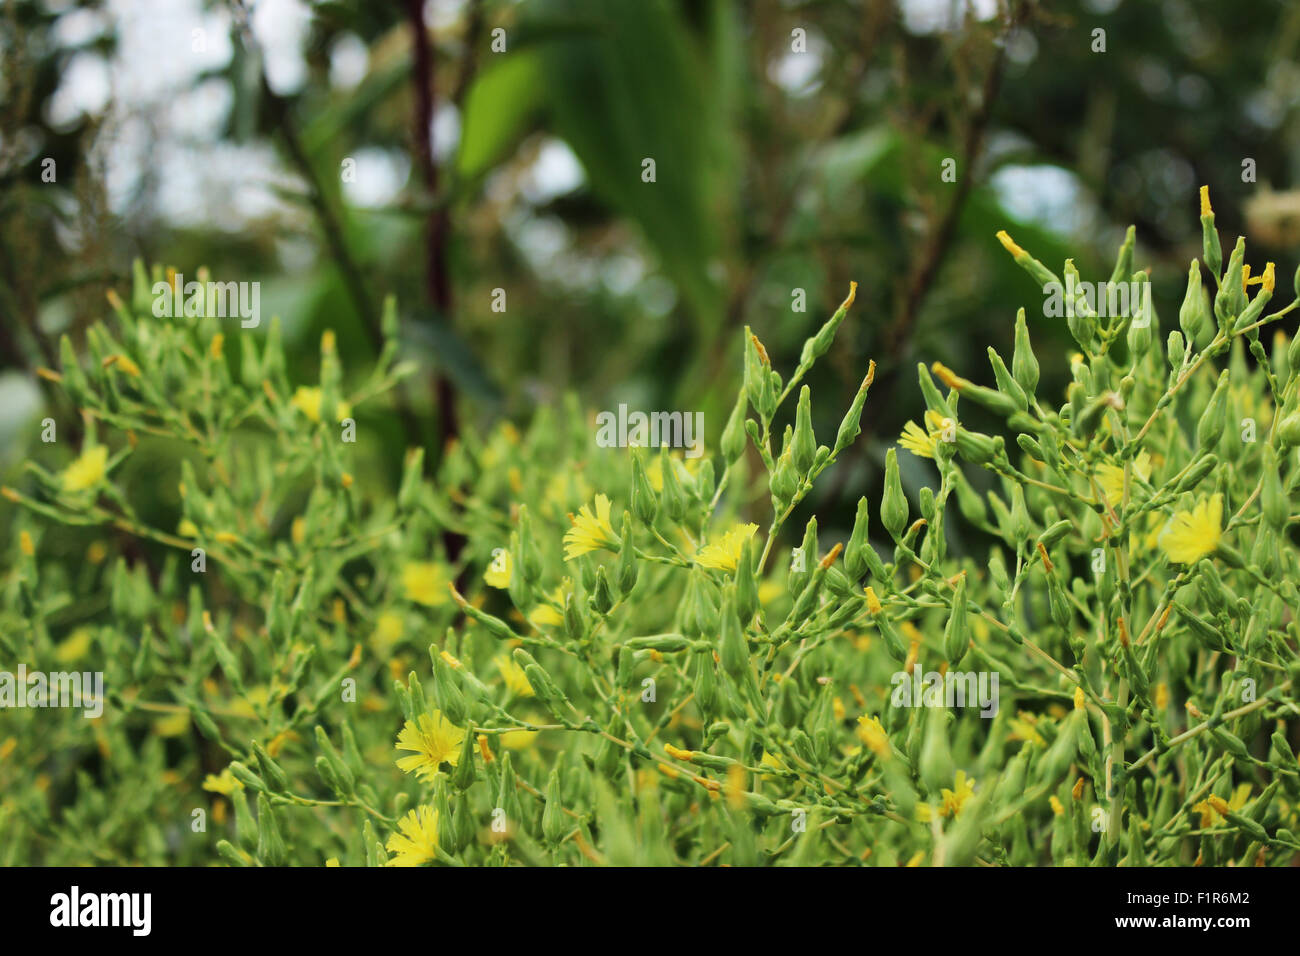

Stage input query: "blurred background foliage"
[{"left": 3, "top": 0, "right": 1300, "bottom": 542}]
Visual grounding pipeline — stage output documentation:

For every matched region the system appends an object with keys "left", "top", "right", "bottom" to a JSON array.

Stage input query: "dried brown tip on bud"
[
  {"left": 664, "top": 743, "right": 694, "bottom": 762},
  {"left": 750, "top": 333, "right": 770, "bottom": 366},
  {"left": 841, "top": 281, "right": 858, "bottom": 311},
  {"left": 36, "top": 367, "right": 62, "bottom": 382},
  {"left": 819, "top": 542, "right": 843, "bottom": 569},
  {"left": 1035, "top": 541, "right": 1053, "bottom": 572},
  {"left": 1118, "top": 616, "right": 1130, "bottom": 647},
  {"left": 864, "top": 359, "right": 876, "bottom": 388},
  {"left": 931, "top": 361, "right": 967, "bottom": 391},
  {"left": 448, "top": 582, "right": 469, "bottom": 607}
]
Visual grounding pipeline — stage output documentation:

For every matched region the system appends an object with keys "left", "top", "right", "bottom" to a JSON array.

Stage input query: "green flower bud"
[
  {"left": 1262, "top": 445, "right": 1286, "bottom": 529},
  {"left": 944, "top": 574, "right": 969, "bottom": 663},
  {"left": 252, "top": 741, "right": 290, "bottom": 793},
  {"left": 1012, "top": 308, "right": 1040, "bottom": 396},
  {"left": 1178, "top": 261, "right": 1209, "bottom": 347},
  {"left": 834, "top": 363, "right": 875, "bottom": 454},
  {"left": 881, "top": 448, "right": 908, "bottom": 540},
  {"left": 792, "top": 386, "right": 817, "bottom": 476},
  {"left": 735, "top": 538, "right": 758, "bottom": 622},
  {"left": 720, "top": 391, "right": 749, "bottom": 464},
  {"left": 919, "top": 706, "right": 955, "bottom": 793},
  {"left": 255, "top": 793, "right": 287, "bottom": 866},
  {"left": 719, "top": 594, "right": 748, "bottom": 680},
  {"left": 987, "top": 347, "right": 1028, "bottom": 412},
  {"left": 790, "top": 516, "right": 817, "bottom": 596},
  {"left": 631, "top": 450, "right": 658, "bottom": 525},
  {"left": 617, "top": 512, "right": 638, "bottom": 596},
  {"left": 1195, "top": 370, "right": 1230, "bottom": 449},
  {"left": 451, "top": 726, "right": 476, "bottom": 792}
]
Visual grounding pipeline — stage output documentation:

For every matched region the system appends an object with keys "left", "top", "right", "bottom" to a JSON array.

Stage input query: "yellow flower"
[
  {"left": 62, "top": 445, "right": 108, "bottom": 493},
  {"left": 325, "top": 858, "right": 340, "bottom": 867},
  {"left": 394, "top": 710, "right": 466, "bottom": 781},
  {"left": 202, "top": 768, "right": 243, "bottom": 795},
  {"left": 694, "top": 523, "right": 759, "bottom": 571},
  {"left": 1193, "top": 784, "right": 1251, "bottom": 828},
  {"left": 385, "top": 805, "right": 440, "bottom": 866},
  {"left": 290, "top": 386, "right": 351, "bottom": 424},
  {"left": 371, "top": 611, "right": 405, "bottom": 655},
  {"left": 1007, "top": 713, "right": 1046, "bottom": 747},
  {"left": 153, "top": 712, "right": 191, "bottom": 737},
  {"left": 495, "top": 654, "right": 534, "bottom": 697},
  {"left": 401, "top": 562, "right": 449, "bottom": 607},
  {"left": 563, "top": 494, "right": 620, "bottom": 559},
  {"left": 484, "top": 549, "right": 512, "bottom": 588},
  {"left": 528, "top": 584, "right": 568, "bottom": 629},
  {"left": 856, "top": 715, "right": 890, "bottom": 758},
  {"left": 898, "top": 411, "right": 951, "bottom": 461},
  {"left": 940, "top": 771, "right": 976, "bottom": 818},
  {"left": 55, "top": 627, "right": 93, "bottom": 664},
  {"left": 1095, "top": 451, "right": 1152, "bottom": 506},
  {"left": 1159, "top": 493, "right": 1223, "bottom": 564}
]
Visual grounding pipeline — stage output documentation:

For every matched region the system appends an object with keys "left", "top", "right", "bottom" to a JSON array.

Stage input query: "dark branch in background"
[
  {"left": 228, "top": 0, "right": 424, "bottom": 450},
  {"left": 407, "top": 0, "right": 482, "bottom": 458}
]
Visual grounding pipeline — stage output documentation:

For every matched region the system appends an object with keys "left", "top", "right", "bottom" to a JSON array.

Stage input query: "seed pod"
[
  {"left": 1175, "top": 454, "right": 1217, "bottom": 493},
  {"left": 771, "top": 449, "right": 797, "bottom": 505},
  {"left": 881, "top": 448, "right": 908, "bottom": 540}
]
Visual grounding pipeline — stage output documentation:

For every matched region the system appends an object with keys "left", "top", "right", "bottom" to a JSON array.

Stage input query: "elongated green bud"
[
  {"left": 834, "top": 362, "right": 875, "bottom": 454},
  {"left": 881, "top": 448, "right": 908, "bottom": 540},
  {"left": 1195, "top": 370, "right": 1230, "bottom": 449},
  {"left": 720, "top": 390, "right": 748, "bottom": 464},
  {"left": 1178, "top": 261, "right": 1209, "bottom": 347},
  {"left": 917, "top": 363, "right": 956, "bottom": 420},
  {"left": 719, "top": 593, "right": 748, "bottom": 680},
  {"left": 541, "top": 769, "right": 566, "bottom": 847},
  {"left": 617, "top": 512, "right": 638, "bottom": 596},
  {"left": 252, "top": 741, "right": 290, "bottom": 793},
  {"left": 987, "top": 347, "right": 1028, "bottom": 412},
  {"left": 790, "top": 517, "right": 817, "bottom": 596},
  {"left": 1109, "top": 225, "right": 1136, "bottom": 285},
  {"left": 919, "top": 706, "right": 955, "bottom": 792},
  {"left": 735, "top": 538, "right": 758, "bottom": 622},
  {"left": 791, "top": 385, "right": 817, "bottom": 477},
  {"left": 255, "top": 793, "right": 287, "bottom": 866},
  {"left": 1012, "top": 308, "right": 1039, "bottom": 396},
  {"left": 944, "top": 574, "right": 969, "bottom": 663},
  {"left": 631, "top": 450, "right": 657, "bottom": 525},
  {"left": 451, "top": 726, "right": 476, "bottom": 791},
  {"left": 1215, "top": 237, "right": 1245, "bottom": 328},
  {"left": 1261, "top": 445, "right": 1286, "bottom": 529},
  {"left": 693, "top": 650, "right": 718, "bottom": 717},
  {"left": 801, "top": 282, "right": 857, "bottom": 366},
  {"left": 434, "top": 654, "right": 468, "bottom": 727},
  {"left": 1200, "top": 186, "right": 1222, "bottom": 276},
  {"left": 845, "top": 497, "right": 872, "bottom": 581}
]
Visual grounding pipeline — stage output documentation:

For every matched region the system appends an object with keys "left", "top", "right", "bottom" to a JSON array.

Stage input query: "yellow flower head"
[
  {"left": 1159, "top": 493, "right": 1223, "bottom": 564},
  {"left": 371, "top": 611, "right": 405, "bottom": 655},
  {"left": 856, "top": 715, "right": 890, "bottom": 758},
  {"left": 495, "top": 654, "right": 534, "bottom": 697},
  {"left": 401, "top": 561, "right": 449, "bottom": 607},
  {"left": 563, "top": 494, "right": 620, "bottom": 560},
  {"left": 394, "top": 710, "right": 466, "bottom": 781},
  {"left": 528, "top": 583, "right": 569, "bottom": 629},
  {"left": 899, "top": 410, "right": 951, "bottom": 460},
  {"left": 484, "top": 549, "right": 512, "bottom": 589},
  {"left": 290, "top": 386, "right": 352, "bottom": 424},
  {"left": 202, "top": 768, "right": 244, "bottom": 795},
  {"left": 1095, "top": 450, "right": 1152, "bottom": 507},
  {"left": 385, "top": 805, "right": 440, "bottom": 866},
  {"left": 940, "top": 770, "right": 976, "bottom": 818},
  {"left": 62, "top": 445, "right": 108, "bottom": 493},
  {"left": 694, "top": 523, "right": 759, "bottom": 571}
]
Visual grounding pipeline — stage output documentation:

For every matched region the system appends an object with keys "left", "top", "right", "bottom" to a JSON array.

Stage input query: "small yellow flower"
[
  {"left": 401, "top": 561, "right": 449, "bottom": 607},
  {"left": 55, "top": 627, "right": 93, "bottom": 664},
  {"left": 325, "top": 858, "right": 340, "bottom": 867},
  {"left": 694, "top": 523, "right": 758, "bottom": 571},
  {"left": 394, "top": 710, "right": 466, "bottom": 781},
  {"left": 563, "top": 494, "right": 620, "bottom": 560},
  {"left": 385, "top": 805, "right": 440, "bottom": 866},
  {"left": 202, "top": 768, "right": 244, "bottom": 795},
  {"left": 495, "top": 654, "right": 534, "bottom": 697},
  {"left": 939, "top": 770, "right": 976, "bottom": 818},
  {"left": 371, "top": 611, "right": 405, "bottom": 655},
  {"left": 996, "top": 229, "right": 1025, "bottom": 258},
  {"left": 1049, "top": 795, "right": 1065, "bottom": 816},
  {"left": 484, "top": 549, "right": 512, "bottom": 589},
  {"left": 898, "top": 411, "right": 951, "bottom": 461},
  {"left": 290, "top": 386, "right": 352, "bottom": 424},
  {"left": 62, "top": 445, "right": 108, "bottom": 493},
  {"left": 856, "top": 715, "right": 890, "bottom": 758},
  {"left": 1159, "top": 493, "right": 1223, "bottom": 564},
  {"left": 153, "top": 711, "right": 191, "bottom": 737},
  {"left": 528, "top": 584, "right": 568, "bottom": 629},
  {"left": 1095, "top": 451, "right": 1152, "bottom": 506}
]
